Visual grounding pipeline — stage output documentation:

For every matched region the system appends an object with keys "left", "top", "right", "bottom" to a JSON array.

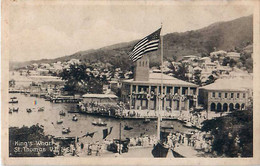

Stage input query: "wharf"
[{"left": 50, "top": 97, "right": 82, "bottom": 103}]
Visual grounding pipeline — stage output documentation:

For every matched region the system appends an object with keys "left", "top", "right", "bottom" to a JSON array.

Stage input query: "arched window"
[
  {"left": 210, "top": 103, "right": 216, "bottom": 111},
  {"left": 235, "top": 103, "right": 240, "bottom": 110},
  {"left": 223, "top": 103, "right": 228, "bottom": 112},
  {"left": 217, "top": 103, "right": 222, "bottom": 112},
  {"left": 229, "top": 103, "right": 234, "bottom": 111},
  {"left": 241, "top": 103, "right": 245, "bottom": 110}
]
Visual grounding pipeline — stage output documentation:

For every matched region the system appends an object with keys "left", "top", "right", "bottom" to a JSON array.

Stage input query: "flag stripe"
[
  {"left": 132, "top": 46, "right": 159, "bottom": 62},
  {"left": 130, "top": 41, "right": 160, "bottom": 60},
  {"left": 131, "top": 39, "right": 159, "bottom": 56},
  {"left": 129, "top": 28, "right": 161, "bottom": 62},
  {"left": 130, "top": 39, "right": 149, "bottom": 58},
  {"left": 131, "top": 42, "right": 159, "bottom": 60}
]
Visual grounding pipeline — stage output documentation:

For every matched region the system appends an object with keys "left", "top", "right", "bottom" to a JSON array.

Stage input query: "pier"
[{"left": 50, "top": 97, "right": 82, "bottom": 103}]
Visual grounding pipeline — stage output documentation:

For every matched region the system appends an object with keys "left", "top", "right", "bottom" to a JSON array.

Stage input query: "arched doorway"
[
  {"left": 241, "top": 103, "right": 245, "bottom": 110},
  {"left": 229, "top": 103, "right": 234, "bottom": 111},
  {"left": 235, "top": 103, "right": 240, "bottom": 110},
  {"left": 217, "top": 103, "right": 222, "bottom": 112},
  {"left": 210, "top": 103, "right": 216, "bottom": 111},
  {"left": 223, "top": 103, "right": 228, "bottom": 112}
]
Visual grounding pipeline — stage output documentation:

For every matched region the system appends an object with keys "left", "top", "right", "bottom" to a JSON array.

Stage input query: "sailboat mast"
[{"left": 157, "top": 24, "right": 163, "bottom": 141}]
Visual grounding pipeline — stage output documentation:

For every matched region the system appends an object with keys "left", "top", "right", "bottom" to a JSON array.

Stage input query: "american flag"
[{"left": 129, "top": 28, "right": 161, "bottom": 62}]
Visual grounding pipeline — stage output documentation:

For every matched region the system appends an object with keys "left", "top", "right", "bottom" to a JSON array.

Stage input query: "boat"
[
  {"left": 143, "top": 118, "right": 151, "bottom": 123},
  {"left": 124, "top": 125, "right": 133, "bottom": 130},
  {"left": 59, "top": 110, "right": 66, "bottom": 116},
  {"left": 72, "top": 115, "right": 78, "bottom": 121},
  {"left": 62, "top": 127, "right": 71, "bottom": 134},
  {"left": 9, "top": 97, "right": 18, "bottom": 104},
  {"left": 9, "top": 108, "right": 12, "bottom": 114},
  {"left": 183, "top": 121, "right": 193, "bottom": 128},
  {"left": 57, "top": 119, "right": 63, "bottom": 124},
  {"left": 26, "top": 108, "right": 32, "bottom": 113},
  {"left": 38, "top": 107, "right": 45, "bottom": 111},
  {"left": 12, "top": 107, "right": 19, "bottom": 112},
  {"left": 92, "top": 118, "right": 107, "bottom": 126},
  {"left": 161, "top": 125, "right": 174, "bottom": 130}
]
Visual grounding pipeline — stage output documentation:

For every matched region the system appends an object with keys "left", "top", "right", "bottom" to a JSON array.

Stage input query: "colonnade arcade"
[
  {"left": 122, "top": 83, "right": 198, "bottom": 112},
  {"left": 209, "top": 102, "right": 246, "bottom": 112}
]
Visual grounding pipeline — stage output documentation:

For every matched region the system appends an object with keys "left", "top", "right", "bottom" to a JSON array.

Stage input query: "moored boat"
[
  {"left": 27, "top": 108, "right": 32, "bottom": 113},
  {"left": 183, "top": 121, "right": 193, "bottom": 128},
  {"left": 57, "top": 119, "right": 63, "bottom": 124},
  {"left": 9, "top": 108, "right": 12, "bottom": 114},
  {"left": 62, "top": 127, "right": 71, "bottom": 134},
  {"left": 38, "top": 107, "right": 45, "bottom": 111},
  {"left": 124, "top": 125, "right": 133, "bottom": 130},
  {"left": 59, "top": 110, "right": 66, "bottom": 116},
  {"left": 72, "top": 115, "right": 78, "bottom": 121},
  {"left": 92, "top": 118, "right": 107, "bottom": 126}
]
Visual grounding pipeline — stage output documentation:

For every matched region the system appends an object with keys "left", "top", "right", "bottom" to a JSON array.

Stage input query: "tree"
[
  {"left": 193, "top": 70, "right": 202, "bottom": 86},
  {"left": 173, "top": 63, "right": 188, "bottom": 81},
  {"left": 205, "top": 75, "right": 216, "bottom": 85},
  {"left": 236, "top": 62, "right": 243, "bottom": 69},
  {"left": 9, "top": 125, "right": 55, "bottom": 157},
  {"left": 202, "top": 108, "right": 253, "bottom": 157},
  {"left": 229, "top": 59, "right": 237, "bottom": 68},
  {"left": 222, "top": 57, "right": 230, "bottom": 66},
  {"left": 245, "top": 58, "right": 253, "bottom": 73},
  {"left": 59, "top": 64, "right": 107, "bottom": 95}
]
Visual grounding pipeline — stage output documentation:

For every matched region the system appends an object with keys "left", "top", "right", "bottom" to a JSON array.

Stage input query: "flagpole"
[{"left": 157, "top": 23, "right": 163, "bottom": 142}]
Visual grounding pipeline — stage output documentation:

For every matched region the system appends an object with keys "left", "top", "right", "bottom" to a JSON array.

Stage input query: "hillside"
[{"left": 10, "top": 15, "right": 253, "bottom": 71}]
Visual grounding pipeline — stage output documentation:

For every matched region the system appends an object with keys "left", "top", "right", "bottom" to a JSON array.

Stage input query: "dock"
[{"left": 50, "top": 97, "right": 82, "bottom": 103}]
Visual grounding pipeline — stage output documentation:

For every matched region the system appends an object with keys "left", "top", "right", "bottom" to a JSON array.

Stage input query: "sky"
[{"left": 8, "top": 1, "right": 254, "bottom": 62}]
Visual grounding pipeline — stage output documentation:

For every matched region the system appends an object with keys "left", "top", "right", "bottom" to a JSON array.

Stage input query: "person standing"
[
  {"left": 88, "top": 144, "right": 92, "bottom": 155},
  {"left": 96, "top": 144, "right": 101, "bottom": 156}
]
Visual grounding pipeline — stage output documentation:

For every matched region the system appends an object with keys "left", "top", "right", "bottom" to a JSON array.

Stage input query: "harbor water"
[{"left": 9, "top": 93, "right": 194, "bottom": 143}]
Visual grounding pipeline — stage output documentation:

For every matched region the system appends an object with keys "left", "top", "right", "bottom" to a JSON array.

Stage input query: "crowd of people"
[{"left": 164, "top": 130, "right": 213, "bottom": 153}]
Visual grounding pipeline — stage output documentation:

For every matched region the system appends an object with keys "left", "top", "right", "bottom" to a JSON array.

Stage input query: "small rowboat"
[
  {"left": 124, "top": 126, "right": 133, "bottom": 130},
  {"left": 72, "top": 115, "right": 78, "bottom": 121},
  {"left": 57, "top": 119, "right": 63, "bottom": 124},
  {"left": 38, "top": 107, "right": 45, "bottom": 111},
  {"left": 59, "top": 110, "right": 66, "bottom": 116},
  {"left": 92, "top": 118, "right": 107, "bottom": 126},
  {"left": 27, "top": 108, "right": 32, "bottom": 113},
  {"left": 62, "top": 127, "right": 71, "bottom": 134},
  {"left": 184, "top": 121, "right": 193, "bottom": 128}
]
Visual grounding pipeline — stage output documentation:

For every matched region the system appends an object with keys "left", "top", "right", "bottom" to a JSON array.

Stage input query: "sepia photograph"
[{"left": 2, "top": 0, "right": 260, "bottom": 165}]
